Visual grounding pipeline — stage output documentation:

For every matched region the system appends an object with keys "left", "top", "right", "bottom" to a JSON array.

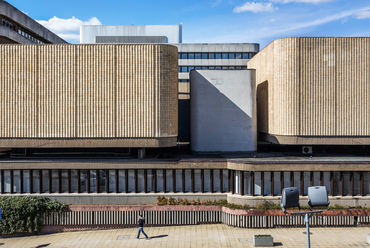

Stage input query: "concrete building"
[
  {"left": 248, "top": 37, "right": 370, "bottom": 145},
  {"left": 0, "top": 0, "right": 66, "bottom": 44},
  {"left": 0, "top": 44, "right": 178, "bottom": 148},
  {"left": 0, "top": 1, "right": 369, "bottom": 208},
  {"left": 175, "top": 43, "right": 259, "bottom": 140},
  {"left": 190, "top": 70, "right": 256, "bottom": 152},
  {"left": 80, "top": 26, "right": 260, "bottom": 140},
  {"left": 80, "top": 24, "right": 182, "bottom": 44}
]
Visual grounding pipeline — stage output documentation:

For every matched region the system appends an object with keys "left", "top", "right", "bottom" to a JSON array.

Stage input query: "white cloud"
[
  {"left": 37, "top": 16, "right": 101, "bottom": 42},
  {"left": 272, "top": 0, "right": 336, "bottom": 3},
  {"left": 212, "top": 0, "right": 222, "bottom": 7},
  {"left": 354, "top": 10, "right": 370, "bottom": 19},
  {"left": 233, "top": 2, "right": 277, "bottom": 13}
]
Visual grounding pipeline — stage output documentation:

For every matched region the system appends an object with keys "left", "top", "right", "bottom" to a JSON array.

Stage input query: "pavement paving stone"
[{"left": 0, "top": 225, "right": 369, "bottom": 247}]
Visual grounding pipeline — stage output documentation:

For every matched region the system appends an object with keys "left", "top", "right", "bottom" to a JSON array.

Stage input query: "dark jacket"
[{"left": 138, "top": 218, "right": 145, "bottom": 227}]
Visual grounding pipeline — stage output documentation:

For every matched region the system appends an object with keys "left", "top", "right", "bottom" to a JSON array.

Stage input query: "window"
[
  {"left": 181, "top": 53, "right": 187, "bottom": 59},
  {"left": 188, "top": 66, "right": 194, "bottom": 71},
  {"left": 166, "top": 170, "right": 173, "bottom": 192},
  {"left": 235, "top": 171, "right": 241, "bottom": 194},
  {"left": 242, "top": 53, "right": 248, "bottom": 59},
  {"left": 138, "top": 170, "right": 145, "bottom": 192},
  {"left": 236, "top": 53, "right": 242, "bottom": 59},
  {"left": 213, "top": 170, "right": 220, "bottom": 192},
  {"left": 229, "top": 53, "right": 235, "bottom": 59},
  {"left": 222, "top": 67, "right": 228, "bottom": 69},
  {"left": 109, "top": 170, "right": 116, "bottom": 193},
  {"left": 201, "top": 66, "right": 208, "bottom": 69},
  {"left": 229, "top": 67, "right": 235, "bottom": 70},
  {"left": 185, "top": 170, "right": 191, "bottom": 192},
  {"left": 156, "top": 170, "right": 163, "bottom": 192},
  {"left": 254, "top": 172, "right": 262, "bottom": 195},
  {"left": 128, "top": 170, "right": 135, "bottom": 192},
  {"left": 194, "top": 170, "right": 201, "bottom": 192},
  {"left": 188, "top": 53, "right": 194, "bottom": 59},
  {"left": 195, "top": 66, "right": 201, "bottom": 70},
  {"left": 41, "top": 170, "right": 49, "bottom": 193},
  {"left": 175, "top": 170, "right": 182, "bottom": 192},
  {"left": 201, "top": 53, "right": 208, "bottom": 59},
  {"left": 195, "top": 53, "right": 201, "bottom": 59},
  {"left": 118, "top": 170, "right": 125, "bottom": 193},
  {"left": 80, "top": 170, "right": 88, "bottom": 193},
  {"left": 222, "top": 170, "right": 229, "bottom": 192},
  {"left": 264, "top": 172, "right": 271, "bottom": 195},
  {"left": 273, "top": 172, "right": 280, "bottom": 195},
  {"left": 204, "top": 169, "right": 211, "bottom": 192},
  {"left": 180, "top": 66, "right": 188, "bottom": 73},
  {"left": 209, "top": 53, "right": 215, "bottom": 59},
  {"left": 215, "top": 66, "right": 221, "bottom": 69},
  {"left": 236, "top": 66, "right": 242, "bottom": 69},
  {"left": 222, "top": 53, "right": 228, "bottom": 59},
  {"left": 147, "top": 169, "right": 153, "bottom": 192},
  {"left": 215, "top": 53, "right": 222, "bottom": 59},
  {"left": 209, "top": 66, "right": 215, "bottom": 70},
  {"left": 32, "top": 170, "right": 40, "bottom": 193}
]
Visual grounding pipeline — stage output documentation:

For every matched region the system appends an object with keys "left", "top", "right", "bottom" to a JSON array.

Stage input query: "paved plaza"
[{"left": 0, "top": 224, "right": 369, "bottom": 247}]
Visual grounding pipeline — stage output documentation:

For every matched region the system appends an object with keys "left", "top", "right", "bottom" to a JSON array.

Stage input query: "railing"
[{"left": 41, "top": 206, "right": 370, "bottom": 232}]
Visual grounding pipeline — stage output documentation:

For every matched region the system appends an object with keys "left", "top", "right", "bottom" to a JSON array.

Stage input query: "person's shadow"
[{"left": 148, "top": 235, "right": 168, "bottom": 239}]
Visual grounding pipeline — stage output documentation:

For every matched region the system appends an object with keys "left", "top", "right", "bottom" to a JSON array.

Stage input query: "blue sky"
[{"left": 6, "top": 0, "right": 370, "bottom": 48}]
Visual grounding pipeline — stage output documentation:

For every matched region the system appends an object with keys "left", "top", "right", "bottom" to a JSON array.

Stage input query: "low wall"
[{"left": 40, "top": 205, "right": 370, "bottom": 233}]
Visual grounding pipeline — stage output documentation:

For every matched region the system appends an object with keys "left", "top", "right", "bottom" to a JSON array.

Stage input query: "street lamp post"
[{"left": 281, "top": 186, "right": 330, "bottom": 248}]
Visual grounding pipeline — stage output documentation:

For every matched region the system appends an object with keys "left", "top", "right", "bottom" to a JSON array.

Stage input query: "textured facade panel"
[
  {"left": 0, "top": 44, "right": 178, "bottom": 147},
  {"left": 248, "top": 37, "right": 370, "bottom": 144},
  {"left": 300, "top": 38, "right": 337, "bottom": 135}
]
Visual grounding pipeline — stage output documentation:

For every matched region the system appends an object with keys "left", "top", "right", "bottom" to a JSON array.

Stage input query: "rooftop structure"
[{"left": 80, "top": 24, "right": 182, "bottom": 44}]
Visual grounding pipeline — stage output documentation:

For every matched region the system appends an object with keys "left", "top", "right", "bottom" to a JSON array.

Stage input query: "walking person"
[{"left": 136, "top": 214, "right": 149, "bottom": 239}]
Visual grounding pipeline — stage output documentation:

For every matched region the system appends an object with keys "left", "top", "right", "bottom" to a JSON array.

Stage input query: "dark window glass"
[
  {"left": 178, "top": 67, "right": 181, "bottom": 73},
  {"left": 209, "top": 66, "right": 215, "bottom": 70},
  {"left": 195, "top": 66, "right": 201, "bottom": 70},
  {"left": 195, "top": 53, "right": 201, "bottom": 59},
  {"left": 179, "top": 79, "right": 188, "bottom": 82},
  {"left": 229, "top": 67, "right": 235, "bottom": 70},
  {"left": 201, "top": 53, "right": 208, "bottom": 59},
  {"left": 178, "top": 53, "right": 181, "bottom": 59},
  {"left": 236, "top": 53, "right": 242, "bottom": 59},
  {"left": 209, "top": 53, "right": 215, "bottom": 59},
  {"left": 188, "top": 53, "right": 194, "bottom": 59},
  {"left": 215, "top": 53, "right": 221, "bottom": 59},
  {"left": 181, "top": 66, "right": 188, "bottom": 73},
  {"left": 222, "top": 53, "right": 228, "bottom": 59},
  {"left": 188, "top": 66, "right": 194, "bottom": 71},
  {"left": 229, "top": 53, "right": 235, "bottom": 59},
  {"left": 80, "top": 170, "right": 88, "bottom": 193},
  {"left": 242, "top": 66, "right": 247, "bottom": 69},
  {"left": 98, "top": 170, "right": 106, "bottom": 193},
  {"left": 222, "top": 66, "right": 229, "bottom": 69},
  {"left": 215, "top": 66, "right": 221, "bottom": 69},
  {"left": 236, "top": 66, "right": 242, "bottom": 69},
  {"left": 242, "top": 53, "right": 249, "bottom": 59},
  {"left": 181, "top": 53, "right": 188, "bottom": 59},
  {"left": 201, "top": 66, "right": 208, "bottom": 69}
]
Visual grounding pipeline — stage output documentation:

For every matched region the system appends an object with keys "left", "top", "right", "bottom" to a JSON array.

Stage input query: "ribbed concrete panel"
[
  {"left": 336, "top": 38, "right": 370, "bottom": 135},
  {"left": 76, "top": 45, "right": 116, "bottom": 138},
  {"left": 273, "top": 38, "right": 299, "bottom": 135},
  {"left": 0, "top": 44, "right": 178, "bottom": 147},
  {"left": 248, "top": 37, "right": 370, "bottom": 144},
  {"left": 300, "top": 38, "right": 337, "bottom": 135},
  {"left": 0, "top": 45, "right": 37, "bottom": 137},
  {"left": 38, "top": 45, "right": 76, "bottom": 137}
]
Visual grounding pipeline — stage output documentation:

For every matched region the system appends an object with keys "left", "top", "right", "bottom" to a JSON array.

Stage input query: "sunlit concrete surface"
[{"left": 0, "top": 224, "right": 369, "bottom": 247}]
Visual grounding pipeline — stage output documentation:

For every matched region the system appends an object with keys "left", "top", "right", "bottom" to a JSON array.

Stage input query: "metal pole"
[{"left": 305, "top": 213, "right": 310, "bottom": 248}]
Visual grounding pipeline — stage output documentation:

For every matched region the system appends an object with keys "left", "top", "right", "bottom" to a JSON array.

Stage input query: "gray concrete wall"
[
  {"left": 0, "top": 0, "right": 67, "bottom": 44},
  {"left": 190, "top": 70, "right": 257, "bottom": 152},
  {"left": 80, "top": 25, "right": 182, "bottom": 44}
]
